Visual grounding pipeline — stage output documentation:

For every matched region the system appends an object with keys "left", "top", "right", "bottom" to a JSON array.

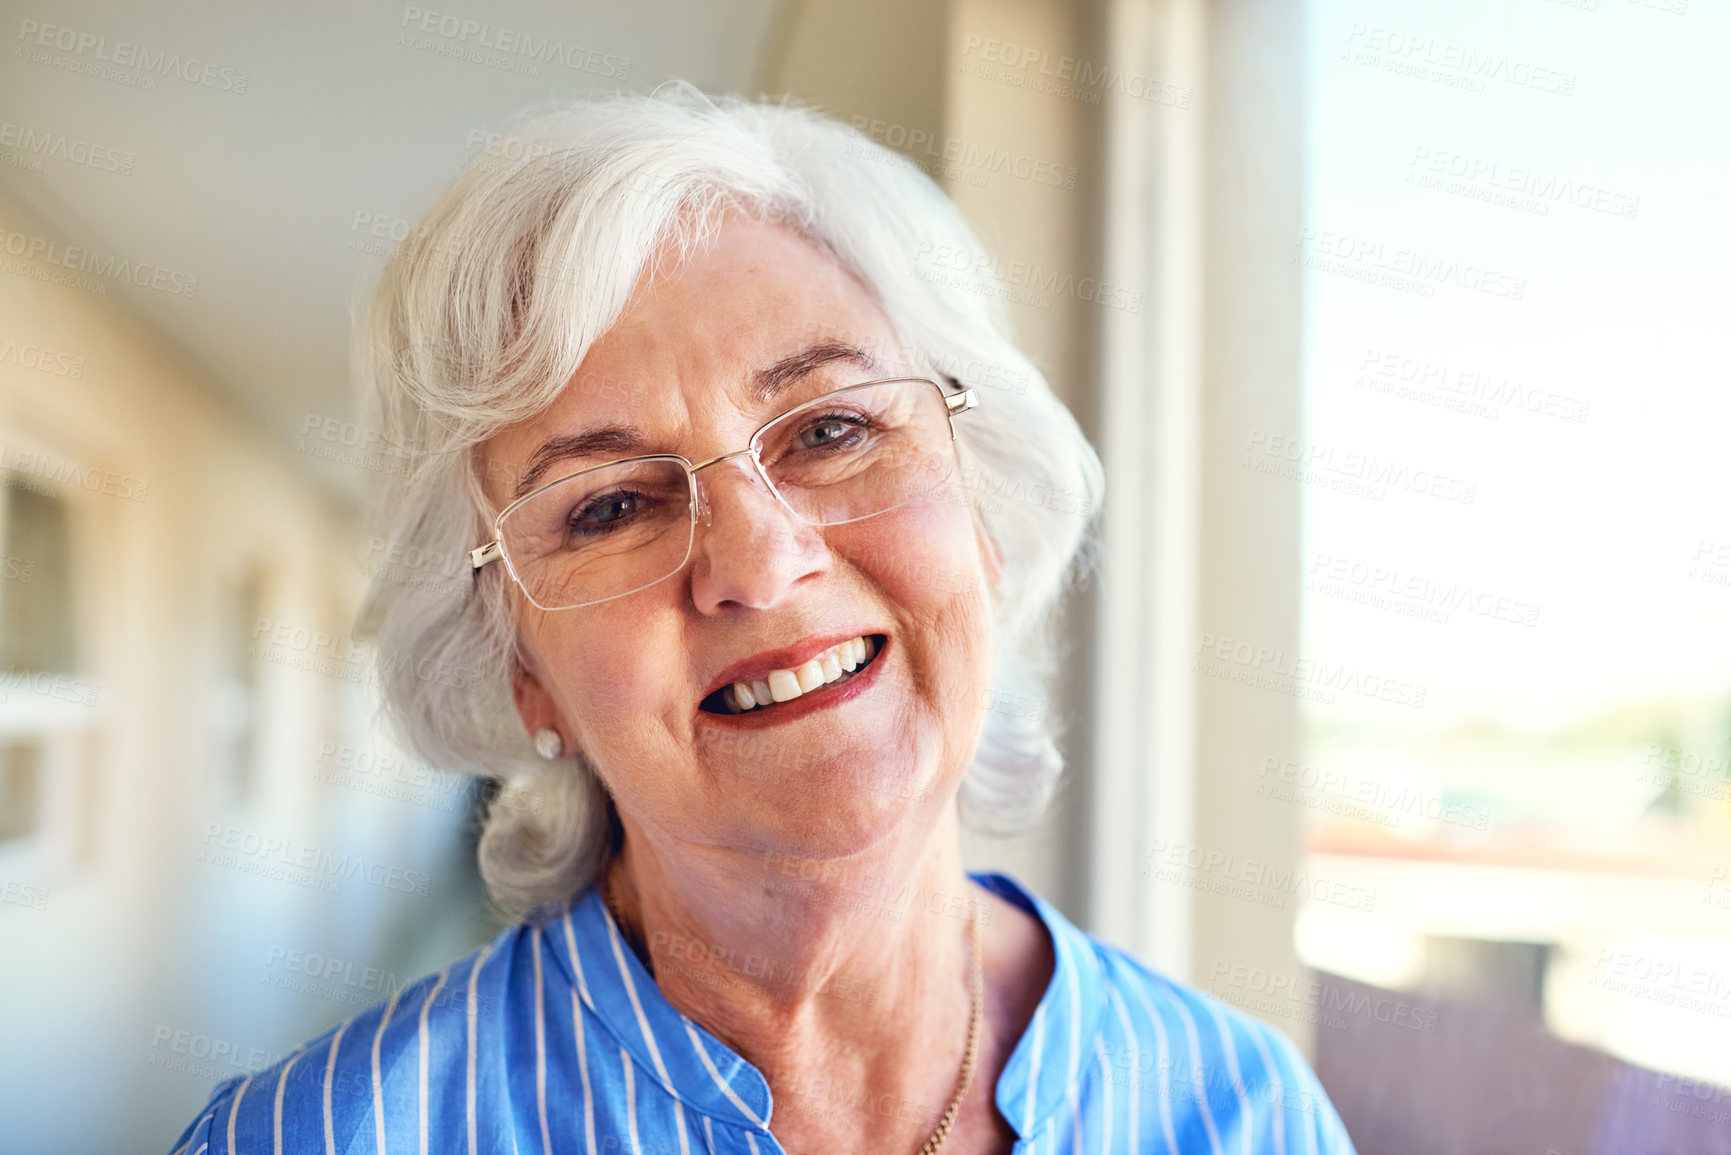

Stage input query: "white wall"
[{"left": 0, "top": 190, "right": 488, "bottom": 1152}]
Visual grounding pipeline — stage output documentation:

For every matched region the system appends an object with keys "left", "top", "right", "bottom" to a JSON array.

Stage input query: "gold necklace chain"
[
  {"left": 600, "top": 869, "right": 986, "bottom": 1154},
  {"left": 920, "top": 907, "right": 985, "bottom": 1154}
]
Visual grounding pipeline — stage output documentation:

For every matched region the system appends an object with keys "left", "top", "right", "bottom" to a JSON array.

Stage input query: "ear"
[{"left": 510, "top": 645, "right": 565, "bottom": 750}]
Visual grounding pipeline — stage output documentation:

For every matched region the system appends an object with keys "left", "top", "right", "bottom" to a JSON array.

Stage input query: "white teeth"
[
  {"left": 717, "top": 635, "right": 879, "bottom": 713},
  {"left": 768, "top": 669, "right": 802, "bottom": 703},
  {"left": 794, "top": 660, "right": 825, "bottom": 693}
]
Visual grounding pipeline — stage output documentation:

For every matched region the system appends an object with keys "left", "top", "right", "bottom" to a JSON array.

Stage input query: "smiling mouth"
[{"left": 699, "top": 634, "right": 886, "bottom": 715}]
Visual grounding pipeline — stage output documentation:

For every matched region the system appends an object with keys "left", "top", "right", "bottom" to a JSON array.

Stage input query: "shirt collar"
[
  {"left": 974, "top": 871, "right": 1109, "bottom": 1141},
  {"left": 542, "top": 884, "right": 776, "bottom": 1130},
  {"left": 538, "top": 870, "right": 1104, "bottom": 1140}
]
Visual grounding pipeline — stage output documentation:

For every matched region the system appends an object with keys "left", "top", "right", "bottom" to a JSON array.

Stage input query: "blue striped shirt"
[{"left": 168, "top": 872, "right": 1355, "bottom": 1153}]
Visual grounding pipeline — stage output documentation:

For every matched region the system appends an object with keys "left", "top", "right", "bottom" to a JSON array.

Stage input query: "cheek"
[
  {"left": 531, "top": 617, "right": 685, "bottom": 747},
  {"left": 835, "top": 497, "right": 996, "bottom": 687},
  {"left": 835, "top": 494, "right": 986, "bottom": 604}
]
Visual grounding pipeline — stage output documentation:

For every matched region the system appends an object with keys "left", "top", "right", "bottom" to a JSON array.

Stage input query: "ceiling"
[{"left": 0, "top": 0, "right": 782, "bottom": 502}]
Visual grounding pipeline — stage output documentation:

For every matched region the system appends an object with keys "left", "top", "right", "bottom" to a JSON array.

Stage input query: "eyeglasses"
[{"left": 470, "top": 377, "right": 979, "bottom": 610}]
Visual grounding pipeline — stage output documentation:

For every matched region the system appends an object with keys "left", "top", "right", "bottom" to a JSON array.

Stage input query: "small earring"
[{"left": 533, "top": 728, "right": 563, "bottom": 760}]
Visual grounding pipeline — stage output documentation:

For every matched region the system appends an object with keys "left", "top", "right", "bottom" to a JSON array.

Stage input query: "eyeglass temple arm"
[
  {"left": 471, "top": 540, "right": 503, "bottom": 572},
  {"left": 945, "top": 388, "right": 979, "bottom": 418}
]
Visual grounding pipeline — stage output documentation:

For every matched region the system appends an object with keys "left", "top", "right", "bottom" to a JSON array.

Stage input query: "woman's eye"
[
  {"left": 798, "top": 417, "right": 860, "bottom": 449},
  {"left": 572, "top": 492, "right": 637, "bottom": 529}
]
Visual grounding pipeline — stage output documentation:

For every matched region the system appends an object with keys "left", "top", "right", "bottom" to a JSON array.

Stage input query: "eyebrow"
[
  {"left": 750, "top": 341, "right": 878, "bottom": 403},
  {"left": 509, "top": 342, "right": 880, "bottom": 499}
]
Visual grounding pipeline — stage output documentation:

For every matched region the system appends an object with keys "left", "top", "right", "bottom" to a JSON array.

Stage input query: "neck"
[{"left": 602, "top": 803, "right": 987, "bottom": 1137}]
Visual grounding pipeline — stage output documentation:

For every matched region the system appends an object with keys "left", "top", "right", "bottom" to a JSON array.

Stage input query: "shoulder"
[
  {"left": 971, "top": 871, "right": 1358, "bottom": 1154},
  {"left": 164, "top": 923, "right": 536, "bottom": 1155},
  {"left": 1091, "top": 945, "right": 1357, "bottom": 1152}
]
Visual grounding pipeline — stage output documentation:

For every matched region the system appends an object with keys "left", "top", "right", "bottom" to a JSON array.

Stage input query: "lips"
[{"left": 698, "top": 634, "right": 886, "bottom": 715}]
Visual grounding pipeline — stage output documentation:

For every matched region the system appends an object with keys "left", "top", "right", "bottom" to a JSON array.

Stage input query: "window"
[
  {"left": 0, "top": 474, "right": 85, "bottom": 856},
  {"left": 206, "top": 569, "right": 264, "bottom": 809},
  {"left": 1299, "top": 0, "right": 1731, "bottom": 1136}
]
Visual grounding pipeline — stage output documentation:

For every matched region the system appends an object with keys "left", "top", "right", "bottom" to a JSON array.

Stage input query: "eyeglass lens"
[{"left": 498, "top": 379, "right": 957, "bottom": 609}]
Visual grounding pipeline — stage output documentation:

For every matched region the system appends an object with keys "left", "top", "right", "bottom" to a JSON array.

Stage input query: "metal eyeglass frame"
[{"left": 469, "top": 376, "right": 980, "bottom": 610}]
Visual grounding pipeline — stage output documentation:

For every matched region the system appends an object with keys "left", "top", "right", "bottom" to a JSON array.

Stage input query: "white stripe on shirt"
[
  {"left": 532, "top": 927, "right": 551, "bottom": 1155},
  {"left": 373, "top": 988, "right": 405, "bottom": 1155},
  {"left": 418, "top": 968, "right": 450, "bottom": 1155},
  {"left": 274, "top": 1051, "right": 301, "bottom": 1155},
  {"left": 324, "top": 1020, "right": 348, "bottom": 1155}
]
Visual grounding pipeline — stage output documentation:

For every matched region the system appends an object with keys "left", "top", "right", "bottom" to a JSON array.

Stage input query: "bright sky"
[{"left": 1302, "top": 0, "right": 1731, "bottom": 735}]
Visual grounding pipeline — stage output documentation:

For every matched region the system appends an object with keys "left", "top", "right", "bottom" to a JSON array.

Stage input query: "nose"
[{"left": 687, "top": 455, "right": 829, "bottom": 614}]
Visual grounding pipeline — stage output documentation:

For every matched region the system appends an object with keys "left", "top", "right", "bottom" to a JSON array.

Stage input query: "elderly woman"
[{"left": 171, "top": 89, "right": 1353, "bottom": 1154}]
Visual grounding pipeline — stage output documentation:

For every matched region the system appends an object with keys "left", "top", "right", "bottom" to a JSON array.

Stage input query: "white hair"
[{"left": 357, "top": 85, "right": 1103, "bottom": 921}]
